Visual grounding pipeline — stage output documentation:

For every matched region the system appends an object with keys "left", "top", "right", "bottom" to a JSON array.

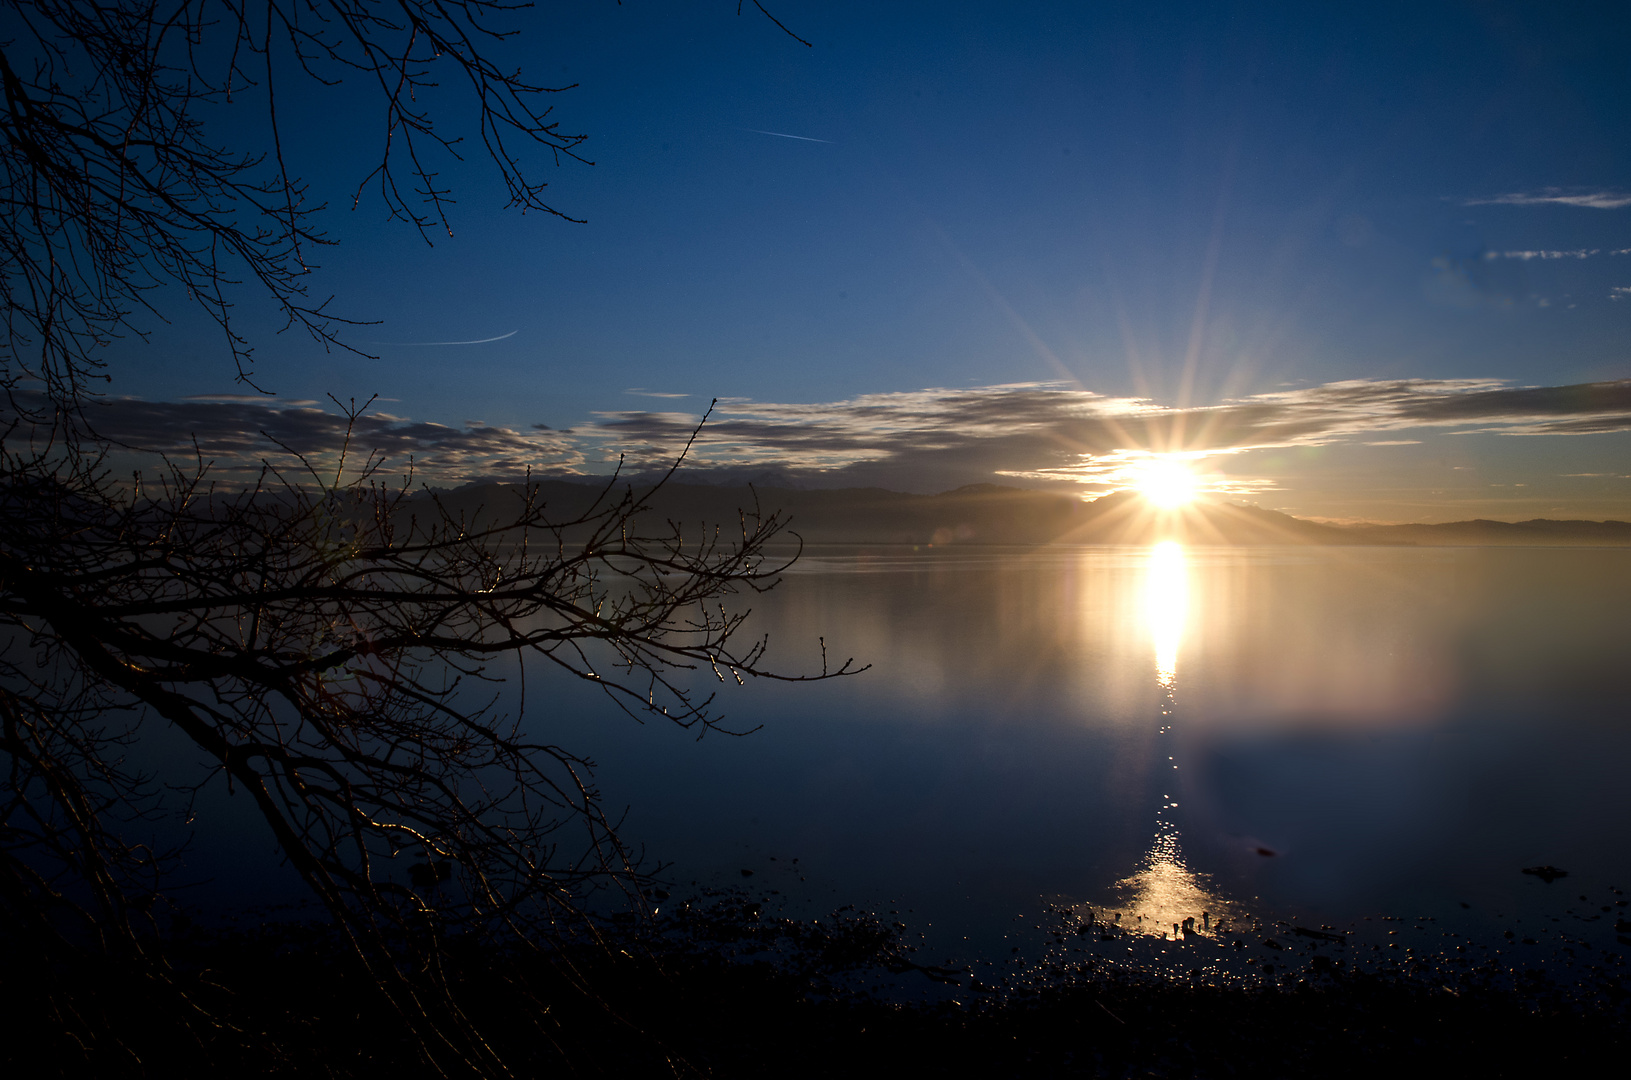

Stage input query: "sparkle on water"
[{"left": 1110, "top": 540, "right": 1247, "bottom": 937}]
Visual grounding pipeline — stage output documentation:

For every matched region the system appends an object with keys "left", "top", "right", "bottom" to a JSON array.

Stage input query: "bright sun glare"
[{"left": 1135, "top": 459, "right": 1198, "bottom": 509}]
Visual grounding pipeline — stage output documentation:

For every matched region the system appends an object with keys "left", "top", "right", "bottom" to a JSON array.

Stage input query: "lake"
[
  {"left": 547, "top": 543, "right": 1631, "bottom": 973},
  {"left": 169, "top": 542, "right": 1631, "bottom": 981}
]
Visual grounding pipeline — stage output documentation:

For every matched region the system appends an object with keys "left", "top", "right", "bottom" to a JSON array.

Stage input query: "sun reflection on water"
[
  {"left": 1109, "top": 827, "right": 1252, "bottom": 938},
  {"left": 1106, "top": 541, "right": 1252, "bottom": 938},
  {"left": 1146, "top": 540, "right": 1188, "bottom": 688}
]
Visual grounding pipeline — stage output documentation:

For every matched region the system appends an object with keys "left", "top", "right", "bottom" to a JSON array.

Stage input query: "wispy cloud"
[
  {"left": 72, "top": 397, "right": 581, "bottom": 482},
  {"left": 368, "top": 330, "right": 519, "bottom": 346},
  {"left": 624, "top": 389, "right": 691, "bottom": 398},
  {"left": 1465, "top": 188, "right": 1631, "bottom": 210},
  {"left": 578, "top": 379, "right": 1631, "bottom": 491},
  {"left": 1487, "top": 248, "right": 1599, "bottom": 260},
  {"left": 15, "top": 378, "right": 1631, "bottom": 492},
  {"left": 181, "top": 393, "right": 321, "bottom": 406},
  {"left": 745, "top": 129, "right": 831, "bottom": 144},
  {"left": 1479, "top": 247, "right": 1631, "bottom": 261}
]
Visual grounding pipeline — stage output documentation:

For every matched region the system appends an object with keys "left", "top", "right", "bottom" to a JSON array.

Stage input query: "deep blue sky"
[{"left": 107, "top": 1, "right": 1631, "bottom": 520}]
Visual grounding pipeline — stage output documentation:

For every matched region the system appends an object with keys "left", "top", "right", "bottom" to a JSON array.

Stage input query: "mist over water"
[{"left": 553, "top": 544, "right": 1631, "bottom": 960}]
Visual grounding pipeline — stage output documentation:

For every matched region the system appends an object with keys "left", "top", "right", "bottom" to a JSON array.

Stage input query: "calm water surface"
[{"left": 554, "top": 544, "right": 1631, "bottom": 960}]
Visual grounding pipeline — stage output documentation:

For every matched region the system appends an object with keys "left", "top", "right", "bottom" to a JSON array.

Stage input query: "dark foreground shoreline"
[{"left": 8, "top": 892, "right": 1627, "bottom": 1079}]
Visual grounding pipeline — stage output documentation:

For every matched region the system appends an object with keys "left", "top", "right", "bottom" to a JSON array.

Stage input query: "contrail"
[
  {"left": 746, "top": 129, "right": 831, "bottom": 144},
  {"left": 371, "top": 330, "right": 519, "bottom": 346}
]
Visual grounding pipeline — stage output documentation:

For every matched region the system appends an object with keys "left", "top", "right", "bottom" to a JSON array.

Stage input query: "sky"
[{"left": 95, "top": 1, "right": 1631, "bottom": 523}]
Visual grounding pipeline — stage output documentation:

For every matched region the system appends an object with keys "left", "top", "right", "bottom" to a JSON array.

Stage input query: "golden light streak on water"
[
  {"left": 1106, "top": 540, "right": 1250, "bottom": 938},
  {"left": 1109, "top": 830, "right": 1253, "bottom": 939},
  {"left": 1146, "top": 540, "right": 1188, "bottom": 687}
]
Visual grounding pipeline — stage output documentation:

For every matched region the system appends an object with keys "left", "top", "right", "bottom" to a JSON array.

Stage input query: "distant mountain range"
[{"left": 414, "top": 481, "right": 1631, "bottom": 547}]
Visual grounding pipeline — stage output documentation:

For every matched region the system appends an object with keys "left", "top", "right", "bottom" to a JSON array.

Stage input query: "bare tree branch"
[{"left": 0, "top": 3, "right": 833, "bottom": 1074}]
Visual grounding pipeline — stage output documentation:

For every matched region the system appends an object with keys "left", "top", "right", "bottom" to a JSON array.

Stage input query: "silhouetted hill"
[
  {"left": 407, "top": 481, "right": 1631, "bottom": 547},
  {"left": 1338, "top": 517, "right": 1631, "bottom": 546},
  {"left": 406, "top": 480, "right": 1088, "bottom": 545}
]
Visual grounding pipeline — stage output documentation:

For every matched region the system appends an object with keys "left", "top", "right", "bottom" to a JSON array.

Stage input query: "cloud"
[
  {"left": 181, "top": 393, "right": 321, "bottom": 406},
  {"left": 1465, "top": 189, "right": 1631, "bottom": 210},
  {"left": 624, "top": 389, "right": 691, "bottom": 398},
  {"left": 1613, "top": 286, "right": 1631, "bottom": 301},
  {"left": 745, "top": 129, "right": 831, "bottom": 144},
  {"left": 1487, "top": 249, "right": 1598, "bottom": 260},
  {"left": 12, "top": 377, "right": 1631, "bottom": 493},
  {"left": 581, "top": 384, "right": 1161, "bottom": 492},
  {"left": 1240, "top": 378, "right": 1631, "bottom": 438},
  {"left": 367, "top": 330, "right": 519, "bottom": 346},
  {"left": 576, "top": 378, "right": 1631, "bottom": 491},
  {"left": 67, "top": 396, "right": 584, "bottom": 483}
]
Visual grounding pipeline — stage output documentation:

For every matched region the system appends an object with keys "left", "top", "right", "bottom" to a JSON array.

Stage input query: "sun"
[{"left": 1135, "top": 459, "right": 1198, "bottom": 509}]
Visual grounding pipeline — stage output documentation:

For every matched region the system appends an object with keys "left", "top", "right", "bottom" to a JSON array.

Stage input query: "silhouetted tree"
[{"left": 0, "top": 3, "right": 838, "bottom": 1074}]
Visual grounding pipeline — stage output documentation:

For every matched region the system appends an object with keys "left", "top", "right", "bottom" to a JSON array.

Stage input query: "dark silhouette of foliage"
[
  {"left": 2, "top": 0, "right": 597, "bottom": 406},
  {"left": 0, "top": 3, "right": 844, "bottom": 1074}
]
